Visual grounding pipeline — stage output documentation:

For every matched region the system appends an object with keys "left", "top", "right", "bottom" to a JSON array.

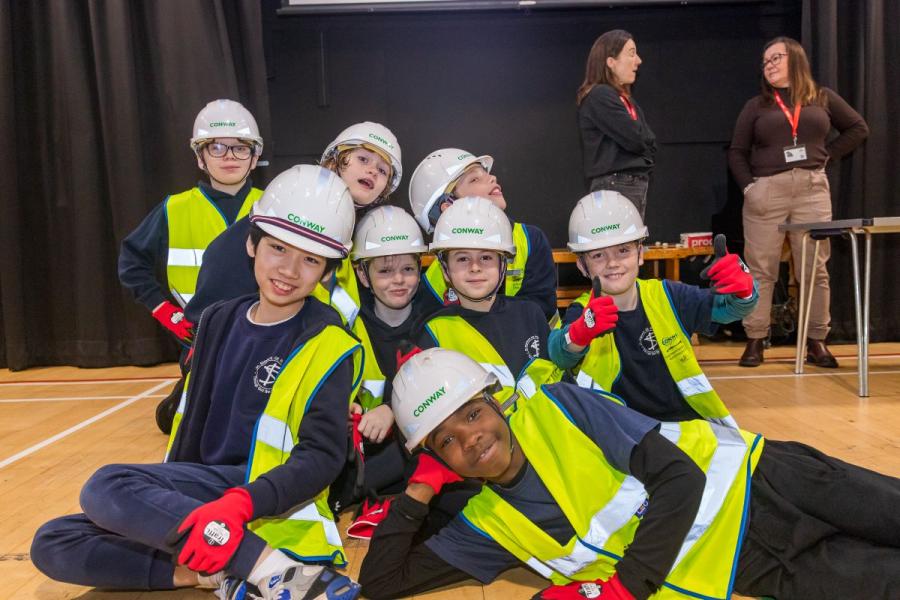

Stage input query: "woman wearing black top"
[{"left": 577, "top": 29, "right": 657, "bottom": 218}]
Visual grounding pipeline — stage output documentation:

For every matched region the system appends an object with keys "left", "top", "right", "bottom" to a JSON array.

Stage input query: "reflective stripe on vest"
[
  {"left": 423, "top": 222, "right": 531, "bottom": 304},
  {"left": 165, "top": 187, "right": 261, "bottom": 302},
  {"left": 312, "top": 258, "right": 361, "bottom": 327},
  {"left": 573, "top": 279, "right": 734, "bottom": 424},
  {"left": 461, "top": 389, "right": 764, "bottom": 597}
]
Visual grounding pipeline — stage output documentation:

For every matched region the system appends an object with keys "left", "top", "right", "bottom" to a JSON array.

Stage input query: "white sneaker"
[{"left": 224, "top": 565, "right": 361, "bottom": 600}]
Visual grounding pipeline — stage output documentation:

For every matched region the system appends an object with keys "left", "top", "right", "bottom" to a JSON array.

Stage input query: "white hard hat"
[
  {"left": 190, "top": 99, "right": 263, "bottom": 155},
  {"left": 392, "top": 347, "right": 500, "bottom": 451},
  {"left": 430, "top": 196, "right": 515, "bottom": 256},
  {"left": 320, "top": 122, "right": 402, "bottom": 195},
  {"left": 250, "top": 165, "right": 355, "bottom": 259},
  {"left": 351, "top": 205, "right": 427, "bottom": 261},
  {"left": 408, "top": 148, "right": 494, "bottom": 233},
  {"left": 567, "top": 190, "right": 649, "bottom": 253}
]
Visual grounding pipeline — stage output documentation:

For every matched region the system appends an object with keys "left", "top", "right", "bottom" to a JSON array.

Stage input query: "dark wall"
[{"left": 262, "top": 1, "right": 801, "bottom": 248}]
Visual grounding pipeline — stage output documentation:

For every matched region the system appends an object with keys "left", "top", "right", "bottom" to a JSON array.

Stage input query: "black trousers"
[
  {"left": 590, "top": 172, "right": 650, "bottom": 219},
  {"left": 734, "top": 440, "right": 900, "bottom": 598}
]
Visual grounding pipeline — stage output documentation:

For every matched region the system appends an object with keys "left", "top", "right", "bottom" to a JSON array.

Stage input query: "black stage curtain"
[
  {"left": 0, "top": 1, "right": 270, "bottom": 369},
  {"left": 802, "top": 0, "right": 900, "bottom": 342}
]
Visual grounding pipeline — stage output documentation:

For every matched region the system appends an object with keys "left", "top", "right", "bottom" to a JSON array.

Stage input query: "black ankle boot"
[{"left": 739, "top": 338, "right": 766, "bottom": 367}]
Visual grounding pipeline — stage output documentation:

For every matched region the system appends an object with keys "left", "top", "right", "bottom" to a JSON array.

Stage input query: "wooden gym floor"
[{"left": 2, "top": 342, "right": 899, "bottom": 599}]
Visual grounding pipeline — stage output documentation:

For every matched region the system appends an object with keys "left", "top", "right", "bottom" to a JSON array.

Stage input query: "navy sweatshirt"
[{"left": 167, "top": 294, "right": 355, "bottom": 518}]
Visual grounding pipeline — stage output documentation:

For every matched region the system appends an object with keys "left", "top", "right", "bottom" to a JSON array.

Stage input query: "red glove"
[
  {"left": 700, "top": 235, "right": 754, "bottom": 299},
  {"left": 351, "top": 412, "right": 365, "bottom": 465},
  {"left": 533, "top": 574, "right": 635, "bottom": 600},
  {"left": 152, "top": 301, "right": 194, "bottom": 343},
  {"left": 408, "top": 452, "right": 462, "bottom": 495},
  {"left": 567, "top": 295, "right": 619, "bottom": 347},
  {"left": 169, "top": 488, "right": 253, "bottom": 574}
]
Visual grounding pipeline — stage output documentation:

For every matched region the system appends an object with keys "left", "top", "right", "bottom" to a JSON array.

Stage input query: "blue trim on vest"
[
  {"left": 541, "top": 387, "right": 576, "bottom": 425},
  {"left": 660, "top": 280, "right": 689, "bottom": 339},
  {"left": 197, "top": 185, "right": 231, "bottom": 227},
  {"left": 424, "top": 322, "right": 439, "bottom": 346},
  {"left": 422, "top": 271, "right": 443, "bottom": 303},
  {"left": 163, "top": 195, "right": 173, "bottom": 227},
  {"left": 282, "top": 548, "right": 348, "bottom": 568},
  {"left": 590, "top": 386, "right": 628, "bottom": 408},
  {"left": 659, "top": 581, "right": 725, "bottom": 600},
  {"left": 517, "top": 222, "right": 531, "bottom": 256},
  {"left": 245, "top": 417, "right": 262, "bottom": 483},
  {"left": 304, "top": 344, "right": 361, "bottom": 415},
  {"left": 727, "top": 433, "right": 763, "bottom": 597},
  {"left": 576, "top": 536, "right": 623, "bottom": 562},
  {"left": 459, "top": 512, "right": 494, "bottom": 541}
]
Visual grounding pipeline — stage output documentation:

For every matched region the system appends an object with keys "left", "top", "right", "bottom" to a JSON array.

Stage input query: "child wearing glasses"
[
  {"left": 118, "top": 99, "right": 264, "bottom": 348},
  {"left": 549, "top": 191, "right": 758, "bottom": 427}
]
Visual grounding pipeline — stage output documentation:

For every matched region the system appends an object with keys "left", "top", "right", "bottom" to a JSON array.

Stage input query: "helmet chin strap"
[{"left": 440, "top": 254, "right": 508, "bottom": 304}]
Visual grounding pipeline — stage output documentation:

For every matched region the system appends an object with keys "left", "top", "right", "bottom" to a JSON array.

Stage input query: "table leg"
[
  {"left": 862, "top": 233, "right": 872, "bottom": 396},
  {"left": 795, "top": 232, "right": 814, "bottom": 374},
  {"left": 848, "top": 231, "right": 865, "bottom": 397}
]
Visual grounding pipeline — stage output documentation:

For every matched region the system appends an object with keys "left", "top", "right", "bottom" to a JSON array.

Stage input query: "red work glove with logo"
[
  {"left": 700, "top": 235, "right": 754, "bottom": 299},
  {"left": 533, "top": 574, "right": 635, "bottom": 600},
  {"left": 152, "top": 301, "right": 194, "bottom": 343},
  {"left": 567, "top": 295, "right": 619, "bottom": 347},
  {"left": 408, "top": 452, "right": 463, "bottom": 495},
  {"left": 167, "top": 487, "right": 253, "bottom": 574}
]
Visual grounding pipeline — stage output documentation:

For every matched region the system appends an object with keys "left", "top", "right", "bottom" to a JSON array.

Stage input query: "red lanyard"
[
  {"left": 773, "top": 91, "right": 801, "bottom": 144},
  {"left": 619, "top": 94, "right": 638, "bottom": 121}
]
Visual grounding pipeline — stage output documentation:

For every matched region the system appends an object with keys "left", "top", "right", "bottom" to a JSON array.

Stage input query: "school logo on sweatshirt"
[
  {"left": 639, "top": 327, "right": 660, "bottom": 356},
  {"left": 253, "top": 356, "right": 283, "bottom": 393},
  {"left": 525, "top": 335, "right": 541, "bottom": 359}
]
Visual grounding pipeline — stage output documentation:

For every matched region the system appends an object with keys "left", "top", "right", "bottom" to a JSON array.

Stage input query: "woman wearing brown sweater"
[{"left": 728, "top": 36, "right": 868, "bottom": 368}]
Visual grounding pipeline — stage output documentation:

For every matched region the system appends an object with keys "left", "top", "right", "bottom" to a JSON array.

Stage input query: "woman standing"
[
  {"left": 577, "top": 29, "right": 657, "bottom": 217},
  {"left": 729, "top": 37, "right": 868, "bottom": 368}
]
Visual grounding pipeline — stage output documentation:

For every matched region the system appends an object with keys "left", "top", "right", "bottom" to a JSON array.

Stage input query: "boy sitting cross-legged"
[{"left": 32, "top": 165, "right": 364, "bottom": 600}]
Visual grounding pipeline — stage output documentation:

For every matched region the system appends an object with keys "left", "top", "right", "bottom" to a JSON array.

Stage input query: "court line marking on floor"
[
  {"left": 0, "top": 394, "right": 168, "bottom": 404},
  {"left": 0, "top": 376, "right": 178, "bottom": 387},
  {"left": 0, "top": 379, "right": 175, "bottom": 470},
  {"left": 708, "top": 369, "right": 900, "bottom": 381}
]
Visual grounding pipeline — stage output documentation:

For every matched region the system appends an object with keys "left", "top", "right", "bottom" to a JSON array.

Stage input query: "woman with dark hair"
[
  {"left": 577, "top": 29, "right": 656, "bottom": 217},
  {"left": 728, "top": 37, "right": 868, "bottom": 368}
]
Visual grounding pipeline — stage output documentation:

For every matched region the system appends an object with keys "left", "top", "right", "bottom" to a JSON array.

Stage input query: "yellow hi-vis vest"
[
  {"left": 461, "top": 388, "right": 764, "bottom": 598},
  {"left": 423, "top": 316, "right": 562, "bottom": 411},
  {"left": 424, "top": 221, "right": 530, "bottom": 304},
  {"left": 352, "top": 316, "right": 387, "bottom": 411},
  {"left": 573, "top": 279, "right": 736, "bottom": 427},
  {"left": 165, "top": 186, "right": 262, "bottom": 306},
  {"left": 312, "top": 258, "right": 361, "bottom": 328},
  {"left": 166, "top": 326, "right": 363, "bottom": 565}
]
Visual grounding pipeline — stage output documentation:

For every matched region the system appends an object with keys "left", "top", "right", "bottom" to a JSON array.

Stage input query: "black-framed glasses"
[
  {"left": 761, "top": 53, "right": 787, "bottom": 69},
  {"left": 205, "top": 142, "right": 254, "bottom": 160}
]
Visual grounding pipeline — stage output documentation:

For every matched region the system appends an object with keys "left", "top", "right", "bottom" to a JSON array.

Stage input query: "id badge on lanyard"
[{"left": 774, "top": 91, "right": 807, "bottom": 163}]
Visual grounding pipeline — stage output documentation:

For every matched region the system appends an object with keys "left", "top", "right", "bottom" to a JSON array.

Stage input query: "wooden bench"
[{"left": 421, "top": 245, "right": 715, "bottom": 308}]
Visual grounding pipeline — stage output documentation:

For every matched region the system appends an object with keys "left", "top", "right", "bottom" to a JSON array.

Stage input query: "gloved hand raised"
[
  {"left": 532, "top": 574, "right": 635, "bottom": 600},
  {"left": 566, "top": 277, "right": 619, "bottom": 347},
  {"left": 408, "top": 452, "right": 463, "bottom": 496},
  {"left": 700, "top": 235, "right": 754, "bottom": 299},
  {"left": 152, "top": 300, "right": 194, "bottom": 343},
  {"left": 166, "top": 487, "right": 253, "bottom": 575}
]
